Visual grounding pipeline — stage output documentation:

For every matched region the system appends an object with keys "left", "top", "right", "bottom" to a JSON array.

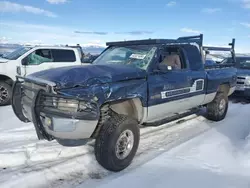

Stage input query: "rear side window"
[
  {"left": 51, "top": 49, "right": 76, "bottom": 62},
  {"left": 181, "top": 45, "right": 203, "bottom": 71}
]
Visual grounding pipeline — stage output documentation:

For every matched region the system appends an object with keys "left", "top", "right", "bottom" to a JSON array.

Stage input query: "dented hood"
[{"left": 28, "top": 64, "right": 147, "bottom": 88}]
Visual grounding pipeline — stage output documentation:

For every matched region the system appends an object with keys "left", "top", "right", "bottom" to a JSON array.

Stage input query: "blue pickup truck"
[
  {"left": 221, "top": 55, "right": 250, "bottom": 98},
  {"left": 12, "top": 34, "right": 237, "bottom": 172}
]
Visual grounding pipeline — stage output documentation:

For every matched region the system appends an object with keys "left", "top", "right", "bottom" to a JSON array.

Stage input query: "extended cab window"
[
  {"left": 51, "top": 49, "right": 76, "bottom": 62},
  {"left": 27, "top": 49, "right": 53, "bottom": 65},
  {"left": 221, "top": 58, "right": 233, "bottom": 64}
]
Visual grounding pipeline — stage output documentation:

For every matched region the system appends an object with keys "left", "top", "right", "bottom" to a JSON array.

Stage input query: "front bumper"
[{"left": 12, "top": 78, "right": 99, "bottom": 141}]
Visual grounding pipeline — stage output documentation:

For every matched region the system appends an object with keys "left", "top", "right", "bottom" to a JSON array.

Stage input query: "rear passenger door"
[
  {"left": 147, "top": 45, "right": 206, "bottom": 122},
  {"left": 48, "top": 49, "right": 78, "bottom": 69}
]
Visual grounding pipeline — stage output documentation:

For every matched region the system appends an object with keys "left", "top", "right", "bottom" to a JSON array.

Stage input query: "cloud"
[
  {"left": 0, "top": 1, "right": 57, "bottom": 17},
  {"left": 166, "top": 1, "right": 176, "bottom": 7},
  {"left": 201, "top": 8, "right": 221, "bottom": 13},
  {"left": 74, "top": 30, "right": 153, "bottom": 36},
  {"left": 241, "top": 22, "right": 250, "bottom": 28},
  {"left": 0, "top": 21, "right": 107, "bottom": 46},
  {"left": 242, "top": 0, "right": 250, "bottom": 9},
  {"left": 115, "top": 31, "right": 154, "bottom": 35},
  {"left": 180, "top": 28, "right": 202, "bottom": 34},
  {"left": 74, "top": 31, "right": 108, "bottom": 35},
  {"left": 46, "top": 0, "right": 68, "bottom": 4}
]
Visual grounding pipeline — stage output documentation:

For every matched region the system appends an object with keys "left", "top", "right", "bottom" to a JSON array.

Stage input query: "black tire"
[
  {"left": 207, "top": 92, "right": 228, "bottom": 121},
  {"left": 0, "top": 81, "right": 12, "bottom": 106},
  {"left": 95, "top": 113, "right": 140, "bottom": 172}
]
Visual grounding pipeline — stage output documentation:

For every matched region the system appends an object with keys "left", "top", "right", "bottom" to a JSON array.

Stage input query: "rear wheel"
[
  {"left": 0, "top": 81, "right": 12, "bottom": 106},
  {"left": 95, "top": 112, "right": 140, "bottom": 172},
  {"left": 207, "top": 92, "right": 228, "bottom": 121}
]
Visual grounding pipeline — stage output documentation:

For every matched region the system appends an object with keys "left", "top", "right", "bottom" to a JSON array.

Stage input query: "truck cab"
[
  {"left": 221, "top": 56, "right": 250, "bottom": 98},
  {"left": 0, "top": 45, "right": 87, "bottom": 106}
]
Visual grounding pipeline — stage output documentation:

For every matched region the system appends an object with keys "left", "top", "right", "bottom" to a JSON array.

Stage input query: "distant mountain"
[{"left": 82, "top": 46, "right": 105, "bottom": 54}]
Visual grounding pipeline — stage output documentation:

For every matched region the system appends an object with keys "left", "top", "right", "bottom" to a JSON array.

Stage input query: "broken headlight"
[{"left": 57, "top": 98, "right": 88, "bottom": 112}]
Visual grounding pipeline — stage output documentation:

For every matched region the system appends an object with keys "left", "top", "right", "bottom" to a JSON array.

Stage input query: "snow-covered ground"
[{"left": 0, "top": 100, "right": 250, "bottom": 188}]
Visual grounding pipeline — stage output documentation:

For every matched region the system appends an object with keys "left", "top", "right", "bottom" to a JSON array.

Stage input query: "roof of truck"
[
  {"left": 106, "top": 35, "right": 204, "bottom": 47},
  {"left": 27, "top": 46, "right": 80, "bottom": 50}
]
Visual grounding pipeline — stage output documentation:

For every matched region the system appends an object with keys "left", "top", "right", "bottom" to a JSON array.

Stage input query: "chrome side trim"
[
  {"left": 201, "top": 92, "right": 216, "bottom": 105},
  {"left": 146, "top": 94, "right": 205, "bottom": 123}
]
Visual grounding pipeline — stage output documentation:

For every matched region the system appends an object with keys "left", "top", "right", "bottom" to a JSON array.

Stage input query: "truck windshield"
[
  {"left": 2, "top": 47, "right": 32, "bottom": 60},
  {"left": 93, "top": 45, "right": 157, "bottom": 70}
]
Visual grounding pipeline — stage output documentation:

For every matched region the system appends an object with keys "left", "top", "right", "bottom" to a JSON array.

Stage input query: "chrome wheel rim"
[
  {"left": 0, "top": 85, "right": 9, "bottom": 104},
  {"left": 218, "top": 99, "right": 226, "bottom": 115},
  {"left": 115, "top": 130, "right": 134, "bottom": 160}
]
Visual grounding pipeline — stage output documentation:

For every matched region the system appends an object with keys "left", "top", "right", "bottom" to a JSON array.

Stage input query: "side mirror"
[
  {"left": 157, "top": 63, "right": 173, "bottom": 72},
  {"left": 21, "top": 58, "right": 28, "bottom": 65},
  {"left": 82, "top": 57, "right": 92, "bottom": 64},
  {"left": 205, "top": 50, "right": 210, "bottom": 55}
]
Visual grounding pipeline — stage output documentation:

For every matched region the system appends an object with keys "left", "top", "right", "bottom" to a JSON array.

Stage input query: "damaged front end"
[{"left": 12, "top": 76, "right": 99, "bottom": 146}]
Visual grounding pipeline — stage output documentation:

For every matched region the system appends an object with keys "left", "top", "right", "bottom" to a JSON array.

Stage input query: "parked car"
[
  {"left": 0, "top": 45, "right": 88, "bottom": 106},
  {"left": 12, "top": 34, "right": 237, "bottom": 172},
  {"left": 221, "top": 55, "right": 250, "bottom": 98}
]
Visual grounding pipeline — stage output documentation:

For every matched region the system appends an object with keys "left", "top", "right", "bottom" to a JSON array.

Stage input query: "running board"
[{"left": 143, "top": 107, "right": 201, "bottom": 127}]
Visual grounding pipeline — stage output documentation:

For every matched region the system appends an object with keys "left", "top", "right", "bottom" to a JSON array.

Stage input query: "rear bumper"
[{"left": 12, "top": 79, "right": 99, "bottom": 141}]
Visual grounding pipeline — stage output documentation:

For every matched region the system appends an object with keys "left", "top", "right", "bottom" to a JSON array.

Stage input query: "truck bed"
[{"left": 205, "top": 66, "right": 237, "bottom": 94}]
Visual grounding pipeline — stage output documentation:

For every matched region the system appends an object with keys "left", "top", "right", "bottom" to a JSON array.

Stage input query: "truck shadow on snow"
[{"left": 229, "top": 95, "right": 250, "bottom": 104}]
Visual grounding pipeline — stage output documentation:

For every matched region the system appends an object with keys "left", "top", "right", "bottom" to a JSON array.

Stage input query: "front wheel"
[
  {"left": 207, "top": 92, "right": 228, "bottom": 121},
  {"left": 95, "top": 113, "right": 140, "bottom": 172},
  {"left": 0, "top": 81, "right": 12, "bottom": 106}
]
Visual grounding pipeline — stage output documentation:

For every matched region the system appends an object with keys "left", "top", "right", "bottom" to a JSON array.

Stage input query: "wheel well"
[
  {"left": 91, "top": 98, "right": 145, "bottom": 138},
  {"left": 0, "top": 75, "right": 13, "bottom": 86},
  {"left": 108, "top": 98, "right": 144, "bottom": 123},
  {"left": 217, "top": 83, "right": 230, "bottom": 94}
]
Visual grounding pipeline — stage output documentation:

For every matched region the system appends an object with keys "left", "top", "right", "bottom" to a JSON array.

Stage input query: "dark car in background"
[{"left": 221, "top": 56, "right": 250, "bottom": 98}]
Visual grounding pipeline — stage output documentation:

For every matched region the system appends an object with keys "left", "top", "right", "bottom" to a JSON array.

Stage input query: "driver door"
[{"left": 146, "top": 46, "right": 205, "bottom": 122}]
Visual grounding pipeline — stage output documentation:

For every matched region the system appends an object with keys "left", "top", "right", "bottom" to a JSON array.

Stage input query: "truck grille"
[
  {"left": 23, "top": 82, "right": 47, "bottom": 98},
  {"left": 21, "top": 82, "right": 49, "bottom": 121},
  {"left": 237, "top": 76, "right": 246, "bottom": 86}
]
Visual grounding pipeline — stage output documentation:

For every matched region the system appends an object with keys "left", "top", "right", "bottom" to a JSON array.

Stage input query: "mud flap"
[{"left": 11, "top": 81, "right": 30, "bottom": 123}]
